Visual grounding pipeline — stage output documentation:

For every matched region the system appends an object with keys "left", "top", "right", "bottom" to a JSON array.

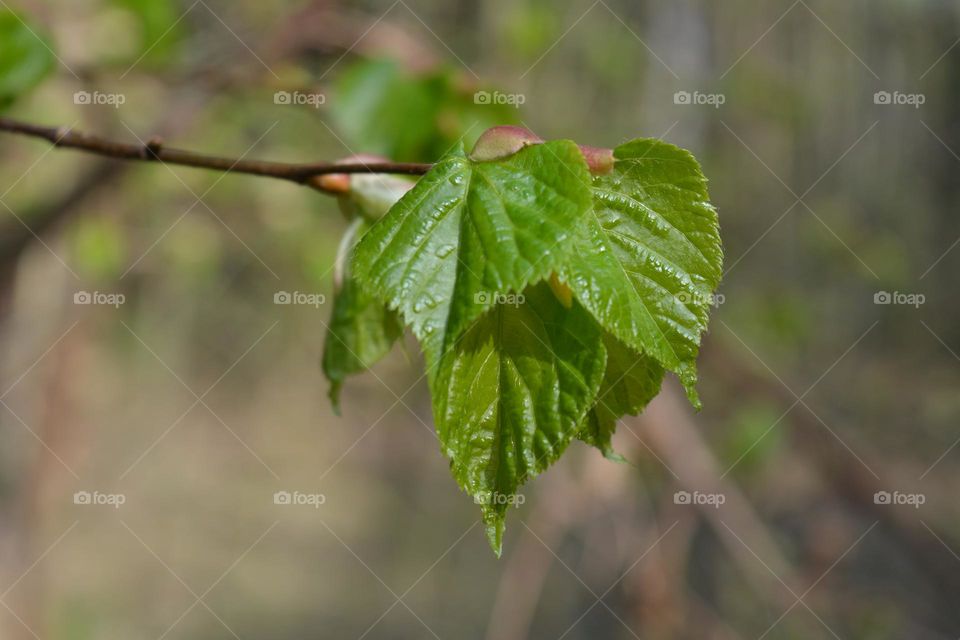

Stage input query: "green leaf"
[
  {"left": 559, "top": 138, "right": 722, "bottom": 406},
  {"left": 430, "top": 282, "right": 606, "bottom": 554},
  {"left": 336, "top": 128, "right": 721, "bottom": 556},
  {"left": 322, "top": 277, "right": 403, "bottom": 411},
  {"left": 322, "top": 220, "right": 403, "bottom": 412},
  {"left": 0, "top": 10, "right": 55, "bottom": 108},
  {"left": 353, "top": 140, "right": 594, "bottom": 366},
  {"left": 579, "top": 332, "right": 665, "bottom": 458}
]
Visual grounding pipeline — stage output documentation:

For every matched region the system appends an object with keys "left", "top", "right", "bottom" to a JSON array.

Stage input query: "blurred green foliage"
[
  {"left": 69, "top": 216, "right": 125, "bottom": 281},
  {"left": 110, "top": 0, "right": 181, "bottom": 63},
  {"left": 720, "top": 402, "right": 783, "bottom": 477},
  {"left": 0, "top": 9, "right": 54, "bottom": 108},
  {"left": 330, "top": 58, "right": 518, "bottom": 162}
]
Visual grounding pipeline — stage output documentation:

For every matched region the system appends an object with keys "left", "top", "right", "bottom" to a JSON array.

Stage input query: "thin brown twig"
[{"left": 0, "top": 117, "right": 432, "bottom": 193}]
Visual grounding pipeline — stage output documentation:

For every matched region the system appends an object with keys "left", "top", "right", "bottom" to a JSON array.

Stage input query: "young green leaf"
[
  {"left": 336, "top": 172, "right": 416, "bottom": 222},
  {"left": 559, "top": 138, "right": 722, "bottom": 406},
  {"left": 579, "top": 333, "right": 665, "bottom": 458},
  {"left": 330, "top": 127, "right": 721, "bottom": 557},
  {"left": 430, "top": 282, "right": 606, "bottom": 554},
  {"left": 322, "top": 220, "right": 403, "bottom": 412},
  {"left": 322, "top": 276, "right": 403, "bottom": 412},
  {"left": 352, "top": 140, "right": 594, "bottom": 365}
]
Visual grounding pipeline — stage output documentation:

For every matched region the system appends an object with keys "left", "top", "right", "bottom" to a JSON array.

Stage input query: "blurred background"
[{"left": 0, "top": 0, "right": 958, "bottom": 638}]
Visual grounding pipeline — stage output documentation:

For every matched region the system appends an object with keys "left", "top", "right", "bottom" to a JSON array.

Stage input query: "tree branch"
[{"left": 0, "top": 117, "right": 432, "bottom": 193}]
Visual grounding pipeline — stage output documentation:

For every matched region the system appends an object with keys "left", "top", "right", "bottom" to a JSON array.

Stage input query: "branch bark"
[{"left": 0, "top": 117, "right": 432, "bottom": 193}]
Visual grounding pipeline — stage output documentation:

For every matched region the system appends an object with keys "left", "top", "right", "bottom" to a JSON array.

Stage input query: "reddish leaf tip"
[
  {"left": 469, "top": 126, "right": 543, "bottom": 161},
  {"left": 578, "top": 145, "right": 615, "bottom": 174}
]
